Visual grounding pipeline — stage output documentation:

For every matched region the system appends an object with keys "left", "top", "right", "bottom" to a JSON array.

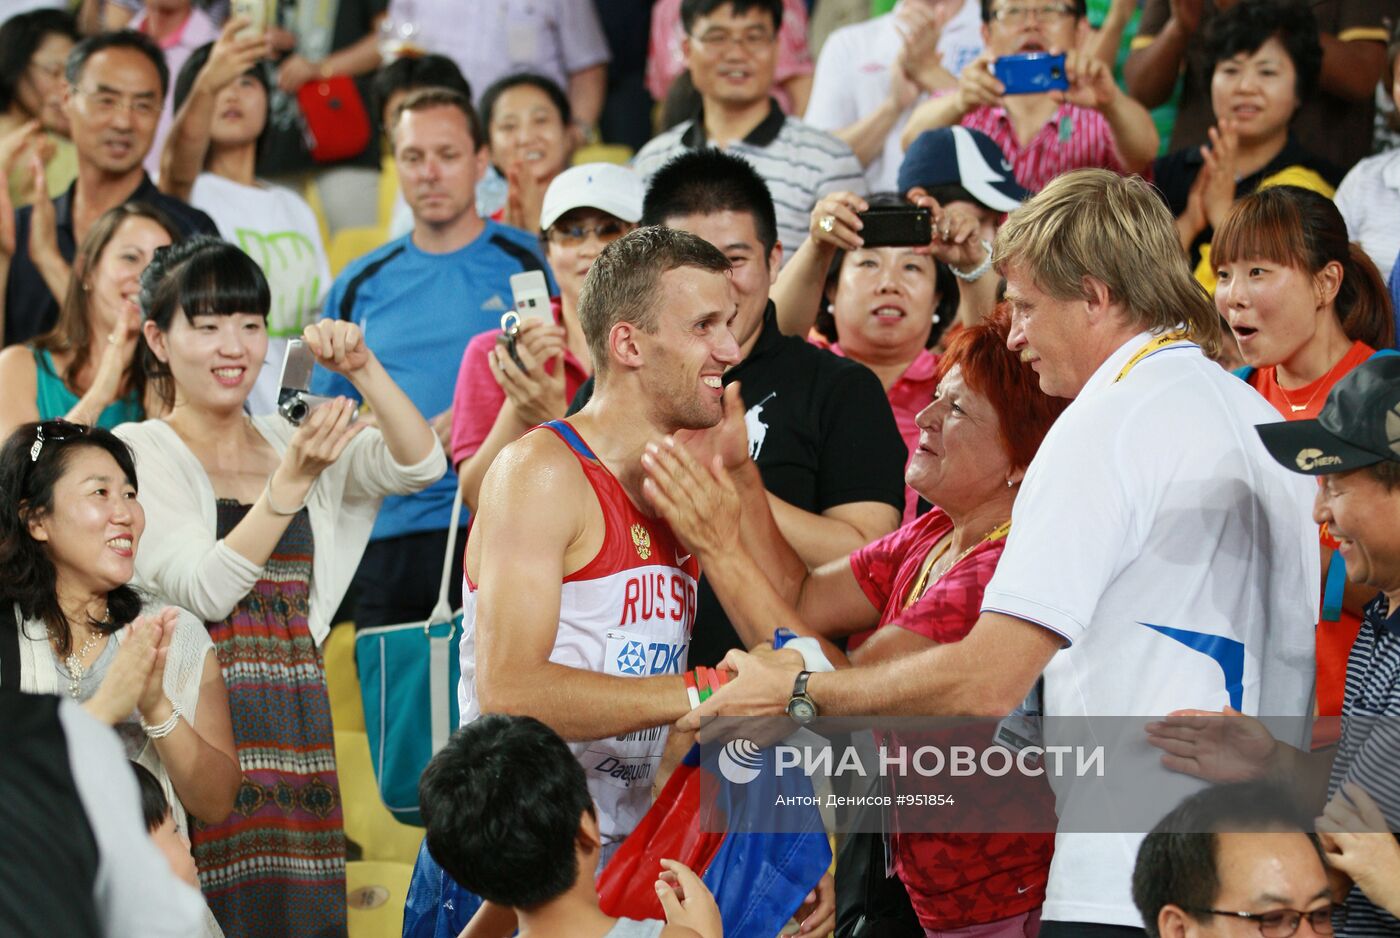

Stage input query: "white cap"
[{"left": 539, "top": 163, "right": 645, "bottom": 231}]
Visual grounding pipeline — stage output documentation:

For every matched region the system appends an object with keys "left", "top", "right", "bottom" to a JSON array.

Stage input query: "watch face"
[{"left": 787, "top": 696, "right": 816, "bottom": 724}]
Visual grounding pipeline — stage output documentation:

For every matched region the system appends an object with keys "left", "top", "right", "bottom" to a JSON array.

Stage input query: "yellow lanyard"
[
  {"left": 903, "top": 520, "right": 1013, "bottom": 610},
  {"left": 1113, "top": 332, "right": 1195, "bottom": 384}
]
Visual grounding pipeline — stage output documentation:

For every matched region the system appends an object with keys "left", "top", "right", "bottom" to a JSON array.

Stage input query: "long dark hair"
[
  {"left": 33, "top": 202, "right": 181, "bottom": 411},
  {"left": 139, "top": 236, "right": 271, "bottom": 410},
  {"left": 0, "top": 8, "right": 77, "bottom": 115},
  {"left": 1213, "top": 186, "right": 1394, "bottom": 350},
  {"left": 0, "top": 422, "right": 143, "bottom": 656}
]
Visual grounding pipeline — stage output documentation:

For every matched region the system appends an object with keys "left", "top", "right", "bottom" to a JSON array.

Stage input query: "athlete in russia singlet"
[{"left": 457, "top": 420, "right": 700, "bottom": 845}]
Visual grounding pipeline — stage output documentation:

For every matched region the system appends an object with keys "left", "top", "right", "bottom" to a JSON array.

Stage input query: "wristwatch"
[{"left": 786, "top": 670, "right": 818, "bottom": 725}]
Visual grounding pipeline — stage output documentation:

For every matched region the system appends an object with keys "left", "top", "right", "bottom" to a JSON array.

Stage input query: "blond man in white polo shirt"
[{"left": 681, "top": 168, "right": 1319, "bottom": 937}]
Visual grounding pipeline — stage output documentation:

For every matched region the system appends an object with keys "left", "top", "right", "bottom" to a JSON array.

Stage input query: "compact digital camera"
[{"left": 277, "top": 339, "right": 342, "bottom": 425}]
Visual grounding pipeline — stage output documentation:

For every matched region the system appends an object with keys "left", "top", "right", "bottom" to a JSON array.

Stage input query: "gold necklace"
[
  {"left": 903, "top": 520, "right": 1012, "bottom": 609},
  {"left": 1274, "top": 353, "right": 1350, "bottom": 414}
]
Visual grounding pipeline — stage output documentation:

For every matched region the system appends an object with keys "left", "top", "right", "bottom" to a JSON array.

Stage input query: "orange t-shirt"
[{"left": 1249, "top": 340, "right": 1374, "bottom": 726}]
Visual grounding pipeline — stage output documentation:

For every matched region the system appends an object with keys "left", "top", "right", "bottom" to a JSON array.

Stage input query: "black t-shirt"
[
  {"left": 0, "top": 690, "right": 101, "bottom": 937},
  {"left": 1151, "top": 136, "right": 1342, "bottom": 272},
  {"left": 569, "top": 304, "right": 908, "bottom": 666},
  {"left": 4, "top": 175, "right": 217, "bottom": 347}
]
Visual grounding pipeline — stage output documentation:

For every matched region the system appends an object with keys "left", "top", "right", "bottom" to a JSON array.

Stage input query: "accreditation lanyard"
[{"left": 1112, "top": 332, "right": 1197, "bottom": 384}]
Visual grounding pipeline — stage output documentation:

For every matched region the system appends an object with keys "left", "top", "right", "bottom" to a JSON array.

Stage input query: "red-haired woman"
[
  {"left": 1213, "top": 184, "right": 1396, "bottom": 733},
  {"left": 642, "top": 309, "right": 1069, "bottom": 936}
]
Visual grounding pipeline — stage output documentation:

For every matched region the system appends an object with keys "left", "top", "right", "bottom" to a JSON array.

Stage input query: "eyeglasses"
[
  {"left": 74, "top": 87, "right": 160, "bottom": 119},
  {"left": 690, "top": 28, "right": 777, "bottom": 53},
  {"left": 29, "top": 419, "right": 89, "bottom": 463},
  {"left": 547, "top": 220, "right": 630, "bottom": 247},
  {"left": 1184, "top": 906, "right": 1335, "bottom": 937},
  {"left": 991, "top": 3, "right": 1076, "bottom": 24}
]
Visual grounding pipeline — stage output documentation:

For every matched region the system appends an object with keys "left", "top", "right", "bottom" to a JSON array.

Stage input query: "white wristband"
[{"left": 782, "top": 636, "right": 835, "bottom": 673}]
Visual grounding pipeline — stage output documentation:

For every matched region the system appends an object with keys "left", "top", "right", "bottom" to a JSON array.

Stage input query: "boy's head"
[
  {"left": 419, "top": 715, "right": 598, "bottom": 909},
  {"left": 131, "top": 762, "right": 199, "bottom": 888}
]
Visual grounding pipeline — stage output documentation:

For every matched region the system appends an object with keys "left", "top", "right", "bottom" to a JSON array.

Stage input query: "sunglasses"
[
  {"left": 28, "top": 419, "right": 89, "bottom": 463},
  {"left": 547, "top": 220, "right": 630, "bottom": 248}
]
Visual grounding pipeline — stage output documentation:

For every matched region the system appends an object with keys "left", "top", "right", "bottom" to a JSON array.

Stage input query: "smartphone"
[
  {"left": 231, "top": 0, "right": 272, "bottom": 39},
  {"left": 856, "top": 205, "right": 933, "bottom": 248},
  {"left": 509, "top": 270, "right": 552, "bottom": 324},
  {"left": 994, "top": 52, "right": 1069, "bottom": 95}
]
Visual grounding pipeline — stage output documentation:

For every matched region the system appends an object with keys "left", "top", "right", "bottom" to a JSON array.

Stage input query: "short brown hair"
[
  {"left": 1367, "top": 460, "right": 1400, "bottom": 492},
  {"left": 994, "top": 169, "right": 1221, "bottom": 358},
  {"left": 576, "top": 225, "right": 731, "bottom": 376},
  {"left": 1212, "top": 186, "right": 1394, "bottom": 350},
  {"left": 392, "top": 87, "right": 483, "bottom": 150}
]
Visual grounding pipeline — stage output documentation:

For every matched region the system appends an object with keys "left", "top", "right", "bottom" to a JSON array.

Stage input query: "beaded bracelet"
[{"left": 140, "top": 701, "right": 183, "bottom": 739}]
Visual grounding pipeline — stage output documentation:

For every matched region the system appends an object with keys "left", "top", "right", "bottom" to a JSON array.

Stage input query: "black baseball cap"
[{"left": 1256, "top": 355, "right": 1400, "bottom": 475}]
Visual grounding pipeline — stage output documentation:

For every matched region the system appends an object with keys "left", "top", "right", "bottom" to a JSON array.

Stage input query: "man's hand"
[
  {"left": 1199, "top": 121, "right": 1239, "bottom": 230},
  {"left": 1059, "top": 49, "right": 1119, "bottom": 112},
  {"left": 793, "top": 871, "right": 836, "bottom": 936},
  {"left": 26, "top": 151, "right": 59, "bottom": 265},
  {"left": 277, "top": 53, "right": 320, "bottom": 94},
  {"left": 1317, "top": 783, "right": 1400, "bottom": 914},
  {"left": 640, "top": 434, "right": 741, "bottom": 562},
  {"left": 1145, "top": 706, "right": 1278, "bottom": 782},
  {"left": 955, "top": 52, "right": 1004, "bottom": 115},
  {"left": 673, "top": 382, "right": 750, "bottom": 474},
  {"left": 895, "top": 0, "right": 957, "bottom": 93},
  {"left": 677, "top": 646, "right": 802, "bottom": 732}
]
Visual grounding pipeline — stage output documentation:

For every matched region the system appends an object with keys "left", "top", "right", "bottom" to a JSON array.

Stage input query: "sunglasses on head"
[{"left": 28, "top": 419, "right": 89, "bottom": 463}]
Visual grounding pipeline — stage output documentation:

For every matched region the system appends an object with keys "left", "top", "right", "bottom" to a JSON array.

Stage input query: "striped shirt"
[
  {"left": 1329, "top": 594, "right": 1400, "bottom": 937},
  {"left": 632, "top": 99, "right": 866, "bottom": 261},
  {"left": 959, "top": 100, "right": 1126, "bottom": 194}
]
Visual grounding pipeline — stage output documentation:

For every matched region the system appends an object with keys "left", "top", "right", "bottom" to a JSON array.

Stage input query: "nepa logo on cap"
[{"left": 1296, "top": 448, "right": 1343, "bottom": 471}]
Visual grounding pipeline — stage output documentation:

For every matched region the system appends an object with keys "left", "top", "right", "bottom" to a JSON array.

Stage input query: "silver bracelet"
[
  {"left": 949, "top": 240, "right": 994, "bottom": 283},
  {"left": 264, "top": 477, "right": 307, "bottom": 516},
  {"left": 140, "top": 702, "right": 183, "bottom": 739}
]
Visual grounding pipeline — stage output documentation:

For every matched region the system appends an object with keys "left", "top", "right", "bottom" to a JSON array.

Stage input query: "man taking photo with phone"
[{"left": 898, "top": 0, "right": 1159, "bottom": 193}]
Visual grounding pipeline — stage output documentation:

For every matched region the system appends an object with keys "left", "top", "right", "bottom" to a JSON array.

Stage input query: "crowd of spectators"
[{"left": 2, "top": 0, "right": 1400, "bottom": 936}]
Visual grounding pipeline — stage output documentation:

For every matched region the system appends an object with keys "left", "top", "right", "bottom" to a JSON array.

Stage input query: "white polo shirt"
[
  {"left": 805, "top": 0, "right": 984, "bottom": 192},
  {"left": 981, "top": 331, "right": 1319, "bottom": 927}
]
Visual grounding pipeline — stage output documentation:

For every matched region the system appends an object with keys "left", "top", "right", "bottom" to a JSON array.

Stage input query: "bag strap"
[
  {"left": 2, "top": 603, "right": 20, "bottom": 690},
  {"left": 427, "top": 479, "right": 465, "bottom": 626}
]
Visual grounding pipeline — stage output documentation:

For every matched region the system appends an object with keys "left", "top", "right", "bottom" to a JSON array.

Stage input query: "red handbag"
[{"left": 297, "top": 75, "right": 371, "bottom": 163}]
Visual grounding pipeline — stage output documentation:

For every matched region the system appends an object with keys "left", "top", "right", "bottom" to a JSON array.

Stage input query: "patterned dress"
[{"left": 191, "top": 502, "right": 347, "bottom": 938}]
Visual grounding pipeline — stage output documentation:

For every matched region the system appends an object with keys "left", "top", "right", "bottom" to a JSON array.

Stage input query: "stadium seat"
[
  {"left": 336, "top": 730, "right": 426, "bottom": 865},
  {"left": 346, "top": 860, "right": 414, "bottom": 938},
  {"left": 573, "top": 142, "right": 634, "bottom": 166},
  {"left": 328, "top": 226, "right": 389, "bottom": 277},
  {"left": 324, "top": 622, "right": 365, "bottom": 734}
]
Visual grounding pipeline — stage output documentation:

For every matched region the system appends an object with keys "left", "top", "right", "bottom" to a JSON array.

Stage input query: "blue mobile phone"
[{"left": 994, "top": 52, "right": 1069, "bottom": 95}]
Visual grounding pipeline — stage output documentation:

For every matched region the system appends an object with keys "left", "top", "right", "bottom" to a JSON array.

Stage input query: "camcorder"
[{"left": 277, "top": 339, "right": 354, "bottom": 425}]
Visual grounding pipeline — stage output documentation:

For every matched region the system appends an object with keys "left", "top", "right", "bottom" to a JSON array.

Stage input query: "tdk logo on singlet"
[{"left": 615, "top": 639, "right": 685, "bottom": 676}]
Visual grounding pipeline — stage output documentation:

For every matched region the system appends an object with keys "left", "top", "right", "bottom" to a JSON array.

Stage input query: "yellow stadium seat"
[
  {"left": 336, "top": 730, "right": 426, "bottom": 865},
  {"left": 572, "top": 142, "right": 634, "bottom": 166},
  {"left": 378, "top": 155, "right": 401, "bottom": 232},
  {"left": 324, "top": 622, "right": 365, "bottom": 734},
  {"left": 347, "top": 860, "right": 414, "bottom": 938},
  {"left": 328, "top": 226, "right": 389, "bottom": 277}
]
